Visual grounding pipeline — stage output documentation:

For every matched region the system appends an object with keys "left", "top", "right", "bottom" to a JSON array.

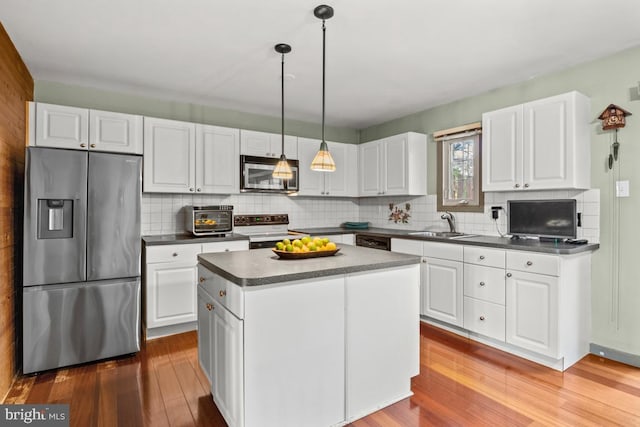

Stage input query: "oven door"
[
  {"left": 240, "top": 155, "right": 299, "bottom": 193},
  {"left": 192, "top": 209, "right": 233, "bottom": 235}
]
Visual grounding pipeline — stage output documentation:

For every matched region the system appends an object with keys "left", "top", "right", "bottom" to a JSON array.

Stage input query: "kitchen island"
[{"left": 197, "top": 245, "right": 421, "bottom": 427}]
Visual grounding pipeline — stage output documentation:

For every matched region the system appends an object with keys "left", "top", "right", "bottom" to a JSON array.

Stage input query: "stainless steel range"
[{"left": 234, "top": 214, "right": 308, "bottom": 249}]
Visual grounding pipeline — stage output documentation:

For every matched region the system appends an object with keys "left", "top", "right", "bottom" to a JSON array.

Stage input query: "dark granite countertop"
[
  {"left": 197, "top": 245, "right": 421, "bottom": 286},
  {"left": 291, "top": 227, "right": 599, "bottom": 255},
  {"left": 143, "top": 233, "right": 249, "bottom": 246}
]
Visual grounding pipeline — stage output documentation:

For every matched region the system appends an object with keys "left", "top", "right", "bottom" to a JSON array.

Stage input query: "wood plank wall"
[{"left": 0, "top": 22, "right": 33, "bottom": 401}]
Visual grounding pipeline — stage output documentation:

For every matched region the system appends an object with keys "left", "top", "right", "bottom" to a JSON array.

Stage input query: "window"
[{"left": 436, "top": 124, "right": 483, "bottom": 212}]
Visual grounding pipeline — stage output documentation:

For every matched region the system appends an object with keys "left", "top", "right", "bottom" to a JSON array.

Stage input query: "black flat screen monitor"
[{"left": 508, "top": 199, "right": 577, "bottom": 239}]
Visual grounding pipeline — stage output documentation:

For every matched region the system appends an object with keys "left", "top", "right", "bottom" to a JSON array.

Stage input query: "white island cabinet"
[{"left": 197, "top": 245, "right": 420, "bottom": 427}]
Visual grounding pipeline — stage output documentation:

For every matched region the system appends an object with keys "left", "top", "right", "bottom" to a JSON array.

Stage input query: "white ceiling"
[{"left": 2, "top": 0, "right": 640, "bottom": 129}]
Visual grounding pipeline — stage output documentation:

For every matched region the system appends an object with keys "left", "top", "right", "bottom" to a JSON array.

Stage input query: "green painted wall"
[
  {"left": 360, "top": 45, "right": 640, "bottom": 356},
  {"left": 34, "top": 80, "right": 360, "bottom": 144}
]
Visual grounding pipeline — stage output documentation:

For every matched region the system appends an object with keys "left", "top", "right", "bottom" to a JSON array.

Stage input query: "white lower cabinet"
[
  {"left": 331, "top": 233, "right": 355, "bottom": 245},
  {"left": 197, "top": 286, "right": 214, "bottom": 382},
  {"left": 391, "top": 237, "right": 592, "bottom": 371},
  {"left": 197, "top": 263, "right": 420, "bottom": 427},
  {"left": 506, "top": 268, "right": 559, "bottom": 358},
  {"left": 144, "top": 240, "right": 248, "bottom": 338},
  {"left": 422, "top": 257, "right": 463, "bottom": 327},
  {"left": 211, "top": 298, "right": 244, "bottom": 427}
]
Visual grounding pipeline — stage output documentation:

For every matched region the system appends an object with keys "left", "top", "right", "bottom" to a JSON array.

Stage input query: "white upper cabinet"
[
  {"left": 33, "top": 103, "right": 142, "bottom": 153},
  {"left": 196, "top": 124, "right": 240, "bottom": 194},
  {"left": 359, "top": 132, "right": 427, "bottom": 197},
  {"left": 90, "top": 109, "right": 143, "bottom": 154},
  {"left": 482, "top": 91, "right": 590, "bottom": 192},
  {"left": 143, "top": 117, "right": 196, "bottom": 193},
  {"left": 297, "top": 137, "right": 358, "bottom": 197},
  {"left": 144, "top": 118, "right": 240, "bottom": 194},
  {"left": 34, "top": 103, "right": 89, "bottom": 150},
  {"left": 240, "top": 130, "right": 297, "bottom": 159}
]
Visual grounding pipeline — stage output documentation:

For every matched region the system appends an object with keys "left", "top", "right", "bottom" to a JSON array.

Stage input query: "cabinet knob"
[
  {"left": 506, "top": 272, "right": 512, "bottom": 278},
  {"left": 189, "top": 188, "right": 194, "bottom": 192},
  {"left": 80, "top": 143, "right": 87, "bottom": 148},
  {"left": 90, "top": 144, "right": 96, "bottom": 148},
  {"left": 479, "top": 316, "right": 485, "bottom": 321},
  {"left": 172, "top": 252, "right": 178, "bottom": 257},
  {"left": 224, "top": 249, "right": 230, "bottom": 252},
  {"left": 219, "top": 290, "right": 226, "bottom": 297},
  {"left": 479, "top": 281, "right": 485, "bottom": 287},
  {"left": 526, "top": 261, "right": 533, "bottom": 266},
  {"left": 514, "top": 183, "right": 520, "bottom": 188},
  {"left": 479, "top": 255, "right": 485, "bottom": 260},
  {"left": 422, "top": 258, "right": 427, "bottom": 263},
  {"left": 206, "top": 303, "right": 213, "bottom": 311},
  {"left": 199, "top": 277, "right": 205, "bottom": 283},
  {"left": 197, "top": 188, "right": 201, "bottom": 192},
  {"left": 524, "top": 183, "right": 530, "bottom": 188},
  {"left": 325, "top": 192, "right": 329, "bottom": 195}
]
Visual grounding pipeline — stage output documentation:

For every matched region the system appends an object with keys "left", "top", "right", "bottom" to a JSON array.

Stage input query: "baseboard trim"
[{"left": 590, "top": 343, "right": 640, "bottom": 368}]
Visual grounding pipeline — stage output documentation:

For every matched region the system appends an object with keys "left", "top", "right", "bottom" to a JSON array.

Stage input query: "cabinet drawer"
[
  {"left": 463, "top": 264, "right": 505, "bottom": 305},
  {"left": 391, "top": 238, "right": 422, "bottom": 256},
  {"left": 198, "top": 265, "right": 244, "bottom": 319},
  {"left": 423, "top": 241, "right": 463, "bottom": 261},
  {"left": 507, "top": 251, "right": 559, "bottom": 276},
  {"left": 146, "top": 244, "right": 202, "bottom": 264},
  {"left": 463, "top": 297, "right": 505, "bottom": 342},
  {"left": 464, "top": 246, "right": 505, "bottom": 268},
  {"left": 201, "top": 240, "right": 248, "bottom": 253}
]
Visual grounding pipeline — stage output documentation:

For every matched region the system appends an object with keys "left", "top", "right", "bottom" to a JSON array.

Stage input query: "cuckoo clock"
[
  {"left": 598, "top": 104, "right": 631, "bottom": 130},
  {"left": 598, "top": 104, "right": 632, "bottom": 169}
]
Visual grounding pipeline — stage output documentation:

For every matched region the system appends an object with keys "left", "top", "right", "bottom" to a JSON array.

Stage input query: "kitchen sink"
[{"left": 408, "top": 231, "right": 476, "bottom": 239}]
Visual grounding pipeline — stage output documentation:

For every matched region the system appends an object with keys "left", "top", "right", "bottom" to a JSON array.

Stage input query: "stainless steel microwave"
[{"left": 240, "top": 155, "right": 299, "bottom": 193}]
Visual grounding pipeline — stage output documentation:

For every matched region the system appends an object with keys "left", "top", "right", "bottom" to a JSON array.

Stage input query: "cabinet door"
[
  {"left": 143, "top": 117, "right": 195, "bottom": 193},
  {"left": 506, "top": 270, "right": 558, "bottom": 357},
  {"left": 196, "top": 124, "right": 240, "bottom": 194},
  {"left": 35, "top": 103, "right": 89, "bottom": 150},
  {"left": 89, "top": 109, "right": 143, "bottom": 154},
  {"left": 422, "top": 257, "right": 463, "bottom": 326},
  {"left": 482, "top": 105, "right": 523, "bottom": 191},
  {"left": 212, "top": 304, "right": 244, "bottom": 427},
  {"left": 240, "top": 130, "right": 297, "bottom": 159},
  {"left": 146, "top": 261, "right": 198, "bottom": 328},
  {"left": 359, "top": 141, "right": 382, "bottom": 196},
  {"left": 523, "top": 93, "right": 573, "bottom": 190},
  {"left": 383, "top": 134, "right": 409, "bottom": 195},
  {"left": 197, "top": 287, "right": 215, "bottom": 382},
  {"left": 325, "top": 141, "right": 358, "bottom": 197},
  {"left": 297, "top": 137, "right": 325, "bottom": 196}
]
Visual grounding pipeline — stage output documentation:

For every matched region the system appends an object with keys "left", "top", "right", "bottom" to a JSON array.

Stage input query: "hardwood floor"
[{"left": 5, "top": 323, "right": 640, "bottom": 426}]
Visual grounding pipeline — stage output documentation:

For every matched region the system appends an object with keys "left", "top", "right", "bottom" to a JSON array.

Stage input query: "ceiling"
[{"left": 2, "top": 0, "right": 640, "bottom": 129}]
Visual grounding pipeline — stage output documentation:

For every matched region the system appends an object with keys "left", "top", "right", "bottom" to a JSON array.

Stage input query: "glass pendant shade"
[
  {"left": 310, "top": 141, "right": 336, "bottom": 171},
  {"left": 273, "top": 154, "right": 294, "bottom": 179}
]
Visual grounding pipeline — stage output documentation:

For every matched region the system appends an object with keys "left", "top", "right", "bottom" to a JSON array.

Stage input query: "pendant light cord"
[
  {"left": 281, "top": 51, "right": 285, "bottom": 154},
  {"left": 321, "top": 19, "right": 326, "bottom": 144}
]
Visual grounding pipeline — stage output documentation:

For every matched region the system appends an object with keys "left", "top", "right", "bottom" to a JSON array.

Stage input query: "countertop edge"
[
  {"left": 197, "top": 253, "right": 421, "bottom": 287},
  {"left": 142, "top": 233, "right": 249, "bottom": 246}
]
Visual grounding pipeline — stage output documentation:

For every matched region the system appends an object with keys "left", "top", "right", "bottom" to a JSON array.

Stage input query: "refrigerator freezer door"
[
  {"left": 24, "top": 148, "right": 87, "bottom": 286},
  {"left": 87, "top": 152, "right": 142, "bottom": 280},
  {"left": 23, "top": 278, "right": 141, "bottom": 374}
]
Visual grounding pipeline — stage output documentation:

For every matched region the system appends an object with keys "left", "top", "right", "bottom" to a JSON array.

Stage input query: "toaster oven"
[{"left": 184, "top": 205, "right": 233, "bottom": 236}]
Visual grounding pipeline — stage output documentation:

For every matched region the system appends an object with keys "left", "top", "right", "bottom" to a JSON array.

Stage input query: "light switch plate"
[{"left": 616, "top": 180, "right": 630, "bottom": 197}]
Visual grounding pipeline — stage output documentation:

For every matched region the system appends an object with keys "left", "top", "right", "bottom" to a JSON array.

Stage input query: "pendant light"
[
  {"left": 272, "top": 43, "right": 294, "bottom": 179},
  {"left": 310, "top": 4, "right": 336, "bottom": 172}
]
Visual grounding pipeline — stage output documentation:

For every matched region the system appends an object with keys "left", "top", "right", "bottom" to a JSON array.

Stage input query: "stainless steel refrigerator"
[{"left": 23, "top": 147, "right": 142, "bottom": 374}]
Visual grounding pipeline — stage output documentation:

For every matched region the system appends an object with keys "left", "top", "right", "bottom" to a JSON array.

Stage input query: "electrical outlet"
[{"left": 616, "top": 180, "right": 629, "bottom": 197}]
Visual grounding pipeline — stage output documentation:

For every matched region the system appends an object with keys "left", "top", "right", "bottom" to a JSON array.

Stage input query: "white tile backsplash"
[{"left": 142, "top": 189, "right": 600, "bottom": 243}]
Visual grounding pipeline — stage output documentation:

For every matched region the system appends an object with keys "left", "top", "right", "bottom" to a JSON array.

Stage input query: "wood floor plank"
[{"left": 5, "top": 325, "right": 640, "bottom": 426}]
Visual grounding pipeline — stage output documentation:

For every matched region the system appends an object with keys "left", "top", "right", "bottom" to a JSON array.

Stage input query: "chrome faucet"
[{"left": 441, "top": 211, "right": 456, "bottom": 233}]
